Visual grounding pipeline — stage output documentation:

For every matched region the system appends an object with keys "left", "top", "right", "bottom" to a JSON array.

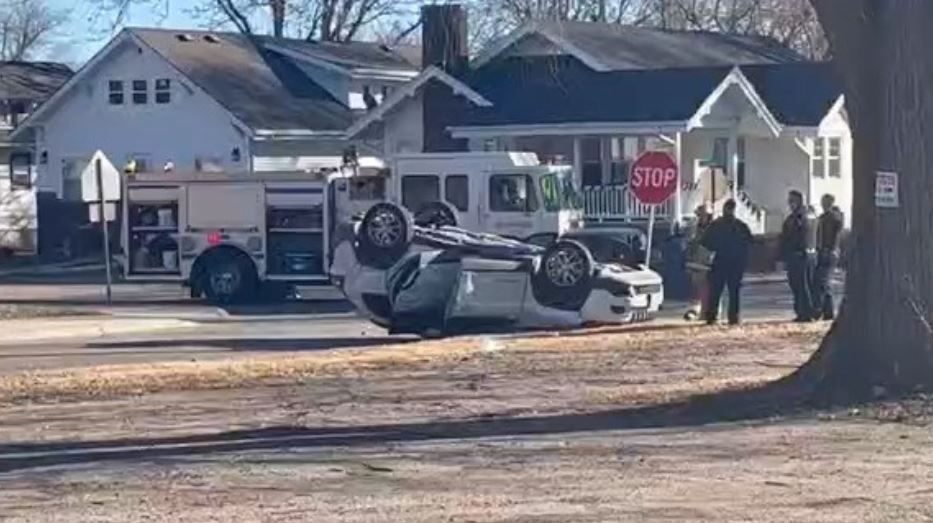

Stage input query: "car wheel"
[
  {"left": 414, "top": 201, "right": 458, "bottom": 228},
  {"left": 356, "top": 202, "right": 413, "bottom": 269},
  {"left": 203, "top": 253, "right": 257, "bottom": 304},
  {"left": 532, "top": 239, "right": 594, "bottom": 311}
]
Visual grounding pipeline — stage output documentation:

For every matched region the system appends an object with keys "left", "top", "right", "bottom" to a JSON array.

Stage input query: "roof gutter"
[
  {"left": 448, "top": 121, "right": 688, "bottom": 138},
  {"left": 252, "top": 129, "right": 347, "bottom": 141}
]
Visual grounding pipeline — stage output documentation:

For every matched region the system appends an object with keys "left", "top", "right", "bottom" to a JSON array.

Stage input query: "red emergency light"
[{"left": 207, "top": 231, "right": 223, "bottom": 246}]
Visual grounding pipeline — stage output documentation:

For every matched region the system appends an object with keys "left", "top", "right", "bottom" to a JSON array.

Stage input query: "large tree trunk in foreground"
[{"left": 800, "top": 0, "right": 933, "bottom": 399}]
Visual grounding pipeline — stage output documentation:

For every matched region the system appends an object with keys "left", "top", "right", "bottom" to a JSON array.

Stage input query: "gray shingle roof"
[
  {"left": 0, "top": 62, "right": 72, "bottom": 100},
  {"left": 132, "top": 28, "right": 417, "bottom": 132},
  {"left": 741, "top": 62, "right": 841, "bottom": 126},
  {"left": 537, "top": 21, "right": 804, "bottom": 70},
  {"left": 463, "top": 55, "right": 731, "bottom": 126}
]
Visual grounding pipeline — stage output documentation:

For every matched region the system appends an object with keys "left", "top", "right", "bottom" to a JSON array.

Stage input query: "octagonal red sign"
[{"left": 629, "top": 151, "right": 679, "bottom": 205}]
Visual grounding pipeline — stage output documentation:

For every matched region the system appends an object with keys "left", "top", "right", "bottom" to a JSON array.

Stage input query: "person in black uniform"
[
  {"left": 813, "top": 194, "right": 843, "bottom": 320},
  {"left": 701, "top": 199, "right": 752, "bottom": 325},
  {"left": 780, "top": 190, "right": 818, "bottom": 322}
]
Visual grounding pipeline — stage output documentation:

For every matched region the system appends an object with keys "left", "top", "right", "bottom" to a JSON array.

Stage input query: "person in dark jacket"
[
  {"left": 780, "top": 190, "right": 818, "bottom": 322},
  {"left": 701, "top": 199, "right": 752, "bottom": 325},
  {"left": 813, "top": 194, "right": 844, "bottom": 320}
]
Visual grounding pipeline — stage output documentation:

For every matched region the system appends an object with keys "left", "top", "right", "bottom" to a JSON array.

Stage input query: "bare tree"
[
  {"left": 789, "top": 0, "right": 933, "bottom": 399},
  {"left": 190, "top": 0, "right": 406, "bottom": 41},
  {"left": 0, "top": 0, "right": 65, "bottom": 60}
]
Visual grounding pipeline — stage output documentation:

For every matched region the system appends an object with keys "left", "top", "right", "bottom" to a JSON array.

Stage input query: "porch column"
[
  {"left": 729, "top": 132, "right": 740, "bottom": 200},
  {"left": 674, "top": 132, "right": 683, "bottom": 231},
  {"left": 600, "top": 136, "right": 613, "bottom": 185},
  {"left": 572, "top": 137, "right": 583, "bottom": 187}
]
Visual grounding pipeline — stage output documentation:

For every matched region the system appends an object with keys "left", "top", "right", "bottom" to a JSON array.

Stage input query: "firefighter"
[
  {"left": 683, "top": 204, "right": 713, "bottom": 321},
  {"left": 701, "top": 199, "right": 752, "bottom": 325},
  {"left": 780, "top": 190, "right": 818, "bottom": 322},
  {"left": 813, "top": 194, "right": 843, "bottom": 320}
]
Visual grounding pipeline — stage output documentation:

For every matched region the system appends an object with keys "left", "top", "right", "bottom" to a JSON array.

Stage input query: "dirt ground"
[{"left": 3, "top": 323, "right": 933, "bottom": 522}]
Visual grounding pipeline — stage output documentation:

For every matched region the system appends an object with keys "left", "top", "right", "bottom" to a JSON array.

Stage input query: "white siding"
[
  {"left": 36, "top": 38, "right": 249, "bottom": 198},
  {"left": 812, "top": 105, "right": 853, "bottom": 228},
  {"left": 0, "top": 153, "right": 38, "bottom": 252},
  {"left": 745, "top": 136, "right": 809, "bottom": 233},
  {"left": 383, "top": 91, "right": 424, "bottom": 156}
]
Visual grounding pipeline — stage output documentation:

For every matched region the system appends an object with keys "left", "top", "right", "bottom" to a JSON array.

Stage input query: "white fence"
[
  {"left": 582, "top": 185, "right": 675, "bottom": 221},
  {"left": 582, "top": 184, "right": 767, "bottom": 234}
]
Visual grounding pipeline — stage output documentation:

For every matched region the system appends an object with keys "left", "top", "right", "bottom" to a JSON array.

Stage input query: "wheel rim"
[
  {"left": 368, "top": 209, "right": 403, "bottom": 247},
  {"left": 545, "top": 247, "right": 586, "bottom": 287},
  {"left": 210, "top": 265, "right": 240, "bottom": 297}
]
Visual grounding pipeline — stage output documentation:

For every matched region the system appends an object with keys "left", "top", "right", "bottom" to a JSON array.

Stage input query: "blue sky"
[{"left": 44, "top": 0, "right": 202, "bottom": 66}]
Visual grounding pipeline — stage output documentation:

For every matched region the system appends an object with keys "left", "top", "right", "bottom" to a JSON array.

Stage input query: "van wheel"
[
  {"left": 203, "top": 252, "right": 257, "bottom": 304},
  {"left": 414, "top": 201, "right": 458, "bottom": 228},
  {"left": 532, "top": 239, "right": 594, "bottom": 311},
  {"left": 356, "top": 203, "right": 412, "bottom": 270}
]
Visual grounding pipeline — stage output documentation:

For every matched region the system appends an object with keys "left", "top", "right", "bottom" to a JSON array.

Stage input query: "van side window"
[
  {"left": 349, "top": 177, "right": 385, "bottom": 201},
  {"left": 444, "top": 175, "right": 469, "bottom": 211},
  {"left": 489, "top": 174, "right": 538, "bottom": 213},
  {"left": 401, "top": 175, "right": 440, "bottom": 211}
]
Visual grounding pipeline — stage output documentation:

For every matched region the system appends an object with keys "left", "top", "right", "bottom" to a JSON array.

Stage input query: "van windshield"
[{"left": 540, "top": 170, "right": 583, "bottom": 211}]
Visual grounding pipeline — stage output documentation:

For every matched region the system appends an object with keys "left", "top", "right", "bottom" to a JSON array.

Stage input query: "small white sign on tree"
[{"left": 81, "top": 150, "right": 121, "bottom": 203}]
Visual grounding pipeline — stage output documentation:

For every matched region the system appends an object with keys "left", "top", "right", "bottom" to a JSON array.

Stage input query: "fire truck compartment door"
[{"left": 187, "top": 183, "right": 262, "bottom": 230}]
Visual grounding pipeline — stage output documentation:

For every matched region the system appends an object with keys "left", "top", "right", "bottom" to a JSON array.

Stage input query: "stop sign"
[{"left": 629, "top": 151, "right": 679, "bottom": 205}]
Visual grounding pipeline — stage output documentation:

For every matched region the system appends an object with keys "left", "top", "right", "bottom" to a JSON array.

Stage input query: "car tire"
[
  {"left": 203, "top": 252, "right": 258, "bottom": 305},
  {"left": 413, "top": 201, "right": 458, "bottom": 228},
  {"left": 532, "top": 239, "right": 594, "bottom": 311},
  {"left": 356, "top": 202, "right": 413, "bottom": 270}
]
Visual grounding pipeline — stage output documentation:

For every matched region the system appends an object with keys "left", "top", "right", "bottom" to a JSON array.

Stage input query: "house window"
[
  {"left": 132, "top": 80, "right": 148, "bottom": 104},
  {"left": 155, "top": 79, "right": 171, "bottom": 104},
  {"left": 489, "top": 174, "right": 538, "bottom": 213},
  {"left": 444, "top": 175, "right": 469, "bottom": 212},
  {"left": 736, "top": 137, "right": 747, "bottom": 189},
  {"left": 580, "top": 138, "right": 602, "bottom": 187},
  {"left": 126, "top": 155, "right": 150, "bottom": 173},
  {"left": 9, "top": 152, "right": 31, "bottom": 189},
  {"left": 812, "top": 138, "right": 826, "bottom": 178},
  {"left": 712, "top": 137, "right": 729, "bottom": 168},
  {"left": 401, "top": 175, "right": 439, "bottom": 211},
  {"left": 108, "top": 80, "right": 124, "bottom": 105},
  {"left": 827, "top": 137, "right": 842, "bottom": 178}
]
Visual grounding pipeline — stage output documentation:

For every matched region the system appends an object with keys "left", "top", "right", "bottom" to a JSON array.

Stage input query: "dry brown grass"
[{"left": 0, "top": 322, "right": 828, "bottom": 406}]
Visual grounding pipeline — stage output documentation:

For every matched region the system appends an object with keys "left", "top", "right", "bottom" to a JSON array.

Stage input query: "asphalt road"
[{"left": 0, "top": 266, "right": 842, "bottom": 374}]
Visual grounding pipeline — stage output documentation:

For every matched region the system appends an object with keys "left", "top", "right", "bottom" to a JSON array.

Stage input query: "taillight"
[{"left": 207, "top": 231, "right": 223, "bottom": 246}]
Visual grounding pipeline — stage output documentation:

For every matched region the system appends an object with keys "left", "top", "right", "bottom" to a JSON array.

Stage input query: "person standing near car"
[
  {"left": 701, "top": 199, "right": 752, "bottom": 325},
  {"left": 684, "top": 204, "right": 713, "bottom": 321},
  {"left": 813, "top": 194, "right": 843, "bottom": 320},
  {"left": 780, "top": 190, "right": 818, "bottom": 322}
]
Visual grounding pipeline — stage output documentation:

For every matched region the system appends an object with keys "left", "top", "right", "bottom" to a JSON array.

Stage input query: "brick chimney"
[{"left": 421, "top": 4, "right": 470, "bottom": 152}]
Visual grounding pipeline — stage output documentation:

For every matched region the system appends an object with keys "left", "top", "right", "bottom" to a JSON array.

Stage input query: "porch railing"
[{"left": 582, "top": 185, "right": 675, "bottom": 221}]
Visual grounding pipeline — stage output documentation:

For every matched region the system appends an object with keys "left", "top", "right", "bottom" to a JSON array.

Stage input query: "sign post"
[
  {"left": 629, "top": 151, "right": 679, "bottom": 266},
  {"left": 81, "top": 150, "right": 121, "bottom": 305}
]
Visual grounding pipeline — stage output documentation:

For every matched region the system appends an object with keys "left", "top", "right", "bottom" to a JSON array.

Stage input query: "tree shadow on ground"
[{"left": 0, "top": 379, "right": 813, "bottom": 475}]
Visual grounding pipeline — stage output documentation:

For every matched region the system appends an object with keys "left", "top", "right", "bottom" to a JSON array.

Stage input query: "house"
[
  {"left": 0, "top": 62, "right": 73, "bottom": 254},
  {"left": 10, "top": 28, "right": 420, "bottom": 203},
  {"left": 350, "top": 7, "right": 850, "bottom": 234}
]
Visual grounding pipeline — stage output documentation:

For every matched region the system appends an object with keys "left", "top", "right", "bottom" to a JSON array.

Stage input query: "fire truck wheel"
[
  {"left": 413, "top": 201, "right": 458, "bottom": 228},
  {"left": 531, "top": 239, "right": 594, "bottom": 311},
  {"left": 357, "top": 202, "right": 413, "bottom": 270},
  {"left": 202, "top": 250, "right": 258, "bottom": 304}
]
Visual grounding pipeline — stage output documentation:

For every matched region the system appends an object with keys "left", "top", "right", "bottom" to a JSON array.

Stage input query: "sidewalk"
[{"left": 0, "top": 316, "right": 197, "bottom": 345}]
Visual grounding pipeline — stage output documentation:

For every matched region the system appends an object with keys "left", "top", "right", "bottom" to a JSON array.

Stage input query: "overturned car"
[{"left": 330, "top": 203, "right": 663, "bottom": 337}]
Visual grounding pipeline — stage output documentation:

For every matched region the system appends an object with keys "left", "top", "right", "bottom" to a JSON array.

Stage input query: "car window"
[
  {"left": 402, "top": 175, "right": 439, "bottom": 211},
  {"left": 445, "top": 175, "right": 469, "bottom": 212},
  {"left": 489, "top": 174, "right": 538, "bottom": 213},
  {"left": 525, "top": 233, "right": 557, "bottom": 248}
]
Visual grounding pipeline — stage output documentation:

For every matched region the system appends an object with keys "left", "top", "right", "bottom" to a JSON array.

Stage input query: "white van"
[{"left": 386, "top": 152, "right": 584, "bottom": 240}]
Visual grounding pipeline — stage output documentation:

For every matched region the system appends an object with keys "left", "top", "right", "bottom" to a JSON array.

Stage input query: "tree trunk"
[
  {"left": 271, "top": 0, "right": 286, "bottom": 38},
  {"left": 799, "top": 0, "right": 933, "bottom": 400}
]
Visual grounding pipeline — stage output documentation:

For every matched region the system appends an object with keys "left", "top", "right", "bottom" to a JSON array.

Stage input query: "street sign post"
[
  {"left": 629, "top": 151, "right": 679, "bottom": 266},
  {"left": 81, "top": 150, "right": 120, "bottom": 304}
]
